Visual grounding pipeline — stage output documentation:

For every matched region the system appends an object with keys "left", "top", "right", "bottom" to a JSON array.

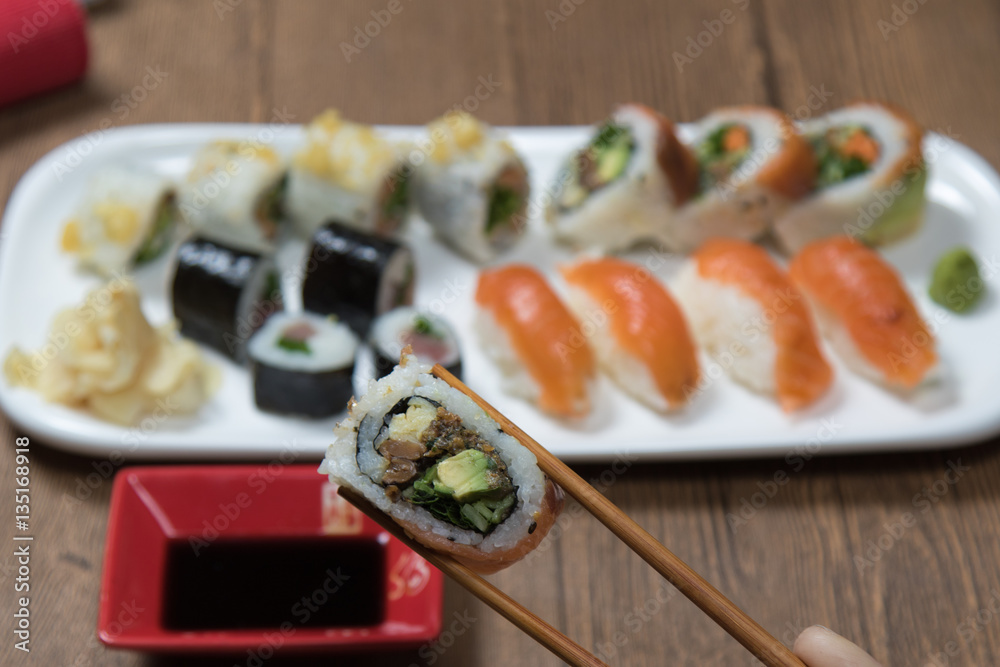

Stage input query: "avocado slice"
[{"left": 434, "top": 449, "right": 512, "bottom": 503}]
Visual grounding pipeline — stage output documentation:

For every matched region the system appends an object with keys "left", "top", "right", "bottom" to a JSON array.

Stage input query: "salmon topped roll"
[
  {"left": 560, "top": 257, "right": 700, "bottom": 413},
  {"left": 675, "top": 239, "right": 833, "bottom": 412},
  {"left": 320, "top": 351, "right": 564, "bottom": 574},
  {"left": 476, "top": 265, "right": 596, "bottom": 418},
  {"left": 547, "top": 104, "right": 700, "bottom": 252},
  {"left": 669, "top": 106, "right": 816, "bottom": 252},
  {"left": 773, "top": 101, "right": 926, "bottom": 254},
  {"left": 789, "top": 236, "right": 937, "bottom": 389}
]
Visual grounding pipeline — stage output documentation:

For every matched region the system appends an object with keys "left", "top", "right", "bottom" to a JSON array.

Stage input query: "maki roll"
[
  {"left": 560, "top": 257, "right": 701, "bottom": 413},
  {"left": 177, "top": 140, "right": 287, "bottom": 250},
  {"left": 773, "top": 101, "right": 926, "bottom": 254},
  {"left": 60, "top": 166, "right": 176, "bottom": 276},
  {"left": 301, "top": 221, "right": 415, "bottom": 338},
  {"left": 667, "top": 106, "right": 816, "bottom": 252},
  {"left": 287, "top": 110, "right": 410, "bottom": 238},
  {"left": 412, "top": 112, "right": 529, "bottom": 263},
  {"left": 789, "top": 237, "right": 938, "bottom": 389},
  {"left": 320, "top": 352, "right": 564, "bottom": 574},
  {"left": 547, "top": 104, "right": 700, "bottom": 252},
  {"left": 370, "top": 307, "right": 461, "bottom": 381},
  {"left": 675, "top": 238, "right": 833, "bottom": 412},
  {"left": 171, "top": 235, "right": 281, "bottom": 362},
  {"left": 248, "top": 312, "right": 358, "bottom": 418},
  {"left": 476, "top": 265, "right": 596, "bottom": 419}
]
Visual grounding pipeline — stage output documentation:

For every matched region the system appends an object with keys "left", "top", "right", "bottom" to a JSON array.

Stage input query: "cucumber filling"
[
  {"left": 486, "top": 186, "right": 521, "bottom": 235},
  {"left": 255, "top": 173, "right": 288, "bottom": 239},
  {"left": 813, "top": 125, "right": 880, "bottom": 188},
  {"left": 558, "top": 122, "right": 635, "bottom": 210},
  {"left": 133, "top": 196, "right": 176, "bottom": 265},
  {"left": 383, "top": 169, "right": 411, "bottom": 222},
  {"left": 357, "top": 396, "right": 518, "bottom": 534}
]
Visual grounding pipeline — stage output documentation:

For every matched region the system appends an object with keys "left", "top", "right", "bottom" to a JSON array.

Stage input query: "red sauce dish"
[{"left": 98, "top": 464, "right": 443, "bottom": 653}]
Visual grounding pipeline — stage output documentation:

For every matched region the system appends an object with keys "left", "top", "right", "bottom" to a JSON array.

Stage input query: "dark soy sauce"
[{"left": 162, "top": 537, "right": 385, "bottom": 630}]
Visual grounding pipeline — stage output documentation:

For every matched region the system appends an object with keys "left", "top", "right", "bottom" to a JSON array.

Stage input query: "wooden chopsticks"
[
  {"left": 338, "top": 486, "right": 608, "bottom": 667},
  {"left": 429, "top": 365, "right": 806, "bottom": 667},
  {"left": 339, "top": 363, "right": 805, "bottom": 667}
]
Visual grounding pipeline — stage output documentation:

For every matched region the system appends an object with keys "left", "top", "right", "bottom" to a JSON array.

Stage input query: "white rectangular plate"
[{"left": 1, "top": 123, "right": 999, "bottom": 462}]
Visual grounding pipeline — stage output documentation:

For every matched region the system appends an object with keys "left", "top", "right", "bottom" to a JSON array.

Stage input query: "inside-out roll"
[
  {"left": 60, "top": 165, "right": 177, "bottom": 276},
  {"left": 287, "top": 110, "right": 410, "bottom": 239},
  {"left": 320, "top": 352, "right": 564, "bottom": 574},
  {"left": 177, "top": 140, "right": 287, "bottom": 251},
  {"left": 547, "top": 104, "right": 700, "bottom": 253},
  {"left": 667, "top": 106, "right": 817, "bottom": 252},
  {"left": 412, "top": 112, "right": 530, "bottom": 263},
  {"left": 772, "top": 101, "right": 925, "bottom": 254}
]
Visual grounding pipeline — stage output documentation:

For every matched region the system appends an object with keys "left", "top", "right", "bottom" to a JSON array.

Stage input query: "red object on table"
[
  {"left": 99, "top": 465, "right": 443, "bottom": 653},
  {"left": 0, "top": 0, "right": 89, "bottom": 108}
]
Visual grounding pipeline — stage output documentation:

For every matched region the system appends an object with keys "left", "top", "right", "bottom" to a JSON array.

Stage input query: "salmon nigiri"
[
  {"left": 675, "top": 238, "right": 833, "bottom": 412},
  {"left": 789, "top": 236, "right": 937, "bottom": 389},
  {"left": 560, "top": 257, "right": 700, "bottom": 413},
  {"left": 475, "top": 265, "right": 595, "bottom": 418}
]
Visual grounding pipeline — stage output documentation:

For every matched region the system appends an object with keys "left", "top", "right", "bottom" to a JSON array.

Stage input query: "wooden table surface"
[{"left": 2, "top": 1, "right": 1000, "bottom": 665}]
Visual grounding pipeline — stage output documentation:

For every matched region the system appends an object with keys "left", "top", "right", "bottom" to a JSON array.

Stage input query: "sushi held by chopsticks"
[{"left": 320, "top": 351, "right": 564, "bottom": 574}]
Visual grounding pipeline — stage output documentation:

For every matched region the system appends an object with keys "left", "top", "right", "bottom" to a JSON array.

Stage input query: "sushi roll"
[
  {"left": 171, "top": 235, "right": 281, "bottom": 362},
  {"left": 176, "top": 140, "right": 287, "bottom": 250},
  {"left": 370, "top": 307, "right": 461, "bottom": 381},
  {"left": 675, "top": 238, "right": 833, "bottom": 412},
  {"left": 547, "top": 104, "right": 700, "bottom": 253},
  {"left": 789, "top": 236, "right": 938, "bottom": 389},
  {"left": 560, "top": 257, "right": 700, "bottom": 413},
  {"left": 60, "top": 166, "right": 177, "bottom": 276},
  {"left": 773, "top": 101, "right": 926, "bottom": 254},
  {"left": 475, "top": 265, "right": 595, "bottom": 418},
  {"left": 412, "top": 112, "right": 530, "bottom": 263},
  {"left": 287, "top": 110, "right": 410, "bottom": 238},
  {"left": 320, "top": 351, "right": 564, "bottom": 574},
  {"left": 667, "top": 106, "right": 816, "bottom": 252},
  {"left": 301, "top": 221, "right": 415, "bottom": 338},
  {"left": 248, "top": 312, "right": 358, "bottom": 418}
]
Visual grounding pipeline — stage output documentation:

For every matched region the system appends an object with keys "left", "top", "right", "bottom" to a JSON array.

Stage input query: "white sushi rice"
[
  {"left": 668, "top": 108, "right": 794, "bottom": 252},
  {"left": 563, "top": 288, "right": 668, "bottom": 413},
  {"left": 674, "top": 262, "right": 778, "bottom": 398},
  {"left": 773, "top": 103, "right": 925, "bottom": 253},
  {"left": 370, "top": 307, "right": 460, "bottom": 367},
  {"left": 474, "top": 310, "right": 541, "bottom": 407},
  {"left": 247, "top": 312, "right": 358, "bottom": 372},
  {"left": 64, "top": 165, "right": 173, "bottom": 276},
  {"left": 177, "top": 141, "right": 285, "bottom": 251},
  {"left": 286, "top": 111, "right": 404, "bottom": 237},
  {"left": 320, "top": 354, "right": 547, "bottom": 552},
  {"left": 412, "top": 134, "right": 528, "bottom": 263},
  {"left": 547, "top": 105, "right": 678, "bottom": 253}
]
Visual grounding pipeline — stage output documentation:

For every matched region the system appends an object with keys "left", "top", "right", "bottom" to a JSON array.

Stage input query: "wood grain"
[{"left": 1, "top": 2, "right": 1000, "bottom": 666}]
